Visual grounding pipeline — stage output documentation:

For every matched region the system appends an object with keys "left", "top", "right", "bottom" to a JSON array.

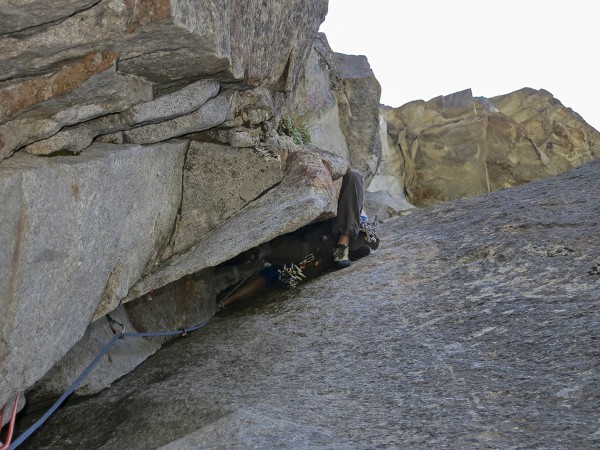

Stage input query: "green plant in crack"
[
  {"left": 277, "top": 115, "right": 311, "bottom": 145},
  {"left": 277, "top": 98, "right": 325, "bottom": 145}
]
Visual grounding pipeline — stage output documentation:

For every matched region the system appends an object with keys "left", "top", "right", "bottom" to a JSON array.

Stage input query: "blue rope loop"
[{"left": 8, "top": 319, "right": 209, "bottom": 449}]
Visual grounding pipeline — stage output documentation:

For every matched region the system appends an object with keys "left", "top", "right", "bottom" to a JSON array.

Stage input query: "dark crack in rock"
[{"left": 19, "top": 159, "right": 600, "bottom": 449}]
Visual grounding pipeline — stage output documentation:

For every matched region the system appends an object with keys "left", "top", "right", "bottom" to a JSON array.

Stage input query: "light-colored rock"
[
  {"left": 366, "top": 115, "right": 414, "bottom": 220},
  {"left": 334, "top": 52, "right": 382, "bottom": 183},
  {"left": 0, "top": 0, "right": 230, "bottom": 83},
  {"left": 24, "top": 114, "right": 127, "bottom": 156},
  {"left": 369, "top": 116, "right": 405, "bottom": 196},
  {"left": 126, "top": 149, "right": 340, "bottom": 300},
  {"left": 123, "top": 94, "right": 230, "bottom": 144},
  {"left": 29, "top": 263, "right": 220, "bottom": 400},
  {"left": 225, "top": 0, "right": 328, "bottom": 89},
  {"left": 0, "top": 0, "right": 327, "bottom": 87},
  {"left": 121, "top": 79, "right": 220, "bottom": 126},
  {"left": 364, "top": 189, "right": 415, "bottom": 223},
  {"left": 382, "top": 88, "right": 600, "bottom": 206},
  {"left": 0, "top": 0, "right": 333, "bottom": 412},
  {"left": 289, "top": 34, "right": 382, "bottom": 185},
  {"left": 192, "top": 127, "right": 263, "bottom": 148},
  {"left": 490, "top": 88, "right": 600, "bottom": 171},
  {"left": 168, "top": 141, "right": 287, "bottom": 256},
  {"left": 0, "top": 63, "right": 152, "bottom": 161},
  {"left": 263, "top": 136, "right": 350, "bottom": 181},
  {"left": 230, "top": 129, "right": 262, "bottom": 147},
  {"left": 291, "top": 34, "right": 350, "bottom": 161},
  {"left": 0, "top": 141, "right": 187, "bottom": 408},
  {"left": 302, "top": 144, "right": 351, "bottom": 180},
  {"left": 28, "top": 305, "right": 163, "bottom": 400}
]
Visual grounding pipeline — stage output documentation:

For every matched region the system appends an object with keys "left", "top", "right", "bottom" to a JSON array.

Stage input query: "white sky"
[{"left": 320, "top": 0, "right": 600, "bottom": 130}]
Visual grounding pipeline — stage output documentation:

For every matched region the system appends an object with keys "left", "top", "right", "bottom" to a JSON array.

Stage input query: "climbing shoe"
[
  {"left": 349, "top": 245, "right": 371, "bottom": 261},
  {"left": 332, "top": 244, "right": 351, "bottom": 269}
]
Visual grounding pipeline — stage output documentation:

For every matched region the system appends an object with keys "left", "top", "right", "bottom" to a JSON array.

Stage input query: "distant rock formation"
[
  {"left": 20, "top": 158, "right": 600, "bottom": 449},
  {"left": 381, "top": 88, "right": 600, "bottom": 207}
]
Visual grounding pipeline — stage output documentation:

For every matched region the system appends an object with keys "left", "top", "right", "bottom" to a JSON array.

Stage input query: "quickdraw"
[
  {"left": 277, "top": 254, "right": 315, "bottom": 288},
  {"left": 359, "top": 220, "right": 379, "bottom": 248}
]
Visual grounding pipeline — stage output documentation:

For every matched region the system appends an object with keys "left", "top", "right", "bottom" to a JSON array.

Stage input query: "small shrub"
[
  {"left": 277, "top": 115, "right": 311, "bottom": 145},
  {"left": 277, "top": 98, "right": 326, "bottom": 145}
]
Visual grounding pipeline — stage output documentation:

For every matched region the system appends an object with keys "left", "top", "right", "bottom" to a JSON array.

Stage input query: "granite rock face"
[
  {"left": 0, "top": 0, "right": 328, "bottom": 162},
  {"left": 166, "top": 141, "right": 287, "bottom": 256},
  {"left": 333, "top": 52, "right": 382, "bottom": 184},
  {"left": 367, "top": 115, "right": 415, "bottom": 221},
  {"left": 126, "top": 147, "right": 343, "bottom": 300},
  {"left": 291, "top": 33, "right": 382, "bottom": 183},
  {"left": 19, "top": 159, "right": 600, "bottom": 449},
  {"left": 0, "top": 0, "right": 332, "bottom": 410},
  {"left": 381, "top": 88, "right": 600, "bottom": 207},
  {"left": 0, "top": 142, "right": 187, "bottom": 408},
  {"left": 0, "top": 60, "right": 154, "bottom": 160}
]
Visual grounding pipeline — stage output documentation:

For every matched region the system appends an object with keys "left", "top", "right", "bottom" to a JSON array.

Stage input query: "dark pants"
[
  {"left": 265, "top": 169, "right": 364, "bottom": 267},
  {"left": 332, "top": 169, "right": 363, "bottom": 240}
]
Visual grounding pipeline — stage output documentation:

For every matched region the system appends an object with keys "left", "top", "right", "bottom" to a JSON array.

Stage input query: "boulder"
[
  {"left": 0, "top": 141, "right": 187, "bottom": 408},
  {"left": 166, "top": 141, "right": 287, "bottom": 256},
  {"left": 291, "top": 34, "right": 350, "bottom": 161},
  {"left": 122, "top": 93, "right": 230, "bottom": 144},
  {"left": 0, "top": 0, "right": 334, "bottom": 413},
  {"left": 121, "top": 79, "right": 220, "bottom": 126},
  {"left": 22, "top": 80, "right": 223, "bottom": 156},
  {"left": 125, "top": 148, "right": 341, "bottom": 300},
  {"left": 334, "top": 52, "right": 382, "bottom": 183},
  {"left": 0, "top": 0, "right": 327, "bottom": 87}
]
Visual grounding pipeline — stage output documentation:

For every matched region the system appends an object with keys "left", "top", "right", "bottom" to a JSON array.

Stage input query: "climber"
[{"left": 216, "top": 168, "right": 379, "bottom": 309}]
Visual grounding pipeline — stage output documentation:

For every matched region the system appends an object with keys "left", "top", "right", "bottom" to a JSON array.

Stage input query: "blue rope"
[{"left": 8, "top": 320, "right": 209, "bottom": 449}]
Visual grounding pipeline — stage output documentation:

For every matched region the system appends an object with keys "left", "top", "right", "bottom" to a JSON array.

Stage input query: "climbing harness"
[
  {"left": 7, "top": 317, "right": 210, "bottom": 449},
  {"left": 0, "top": 395, "right": 19, "bottom": 450}
]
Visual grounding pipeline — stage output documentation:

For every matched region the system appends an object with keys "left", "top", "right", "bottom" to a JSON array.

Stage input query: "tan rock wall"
[{"left": 382, "top": 88, "right": 600, "bottom": 207}]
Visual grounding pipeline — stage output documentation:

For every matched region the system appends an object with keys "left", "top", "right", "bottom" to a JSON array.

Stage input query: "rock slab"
[{"left": 18, "top": 160, "right": 600, "bottom": 449}]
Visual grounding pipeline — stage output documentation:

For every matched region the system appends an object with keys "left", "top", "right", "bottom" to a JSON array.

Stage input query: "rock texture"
[
  {"left": 0, "top": 0, "right": 334, "bottom": 410},
  {"left": 334, "top": 52, "right": 382, "bottom": 183},
  {"left": 18, "top": 159, "right": 600, "bottom": 449},
  {"left": 0, "top": 141, "right": 187, "bottom": 407},
  {"left": 367, "top": 115, "right": 415, "bottom": 221},
  {"left": 291, "top": 33, "right": 382, "bottom": 183},
  {"left": 381, "top": 88, "right": 600, "bottom": 207},
  {"left": 4, "top": 0, "right": 598, "bottom": 439}
]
